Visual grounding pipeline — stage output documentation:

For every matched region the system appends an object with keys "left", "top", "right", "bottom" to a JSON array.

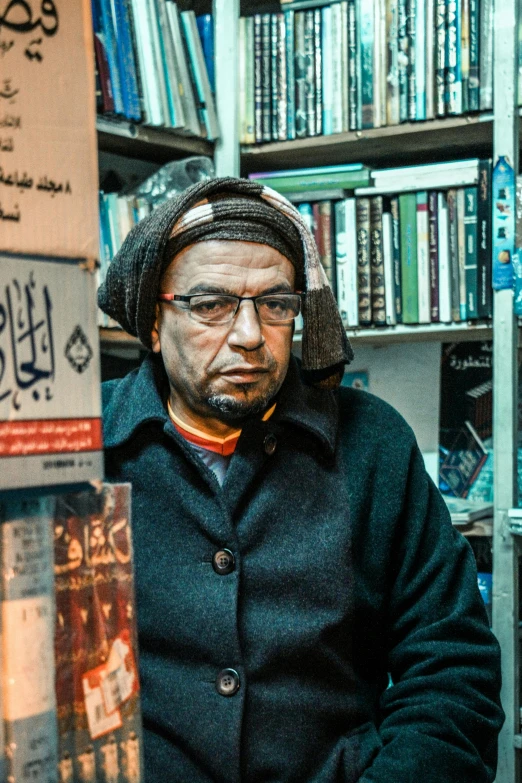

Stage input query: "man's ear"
[{"left": 151, "top": 303, "right": 161, "bottom": 354}]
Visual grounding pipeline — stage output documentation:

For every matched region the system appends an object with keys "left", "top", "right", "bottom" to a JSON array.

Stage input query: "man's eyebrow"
[{"left": 185, "top": 283, "right": 295, "bottom": 296}]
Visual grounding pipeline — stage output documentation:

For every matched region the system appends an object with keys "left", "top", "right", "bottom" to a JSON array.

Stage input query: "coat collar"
[{"left": 102, "top": 353, "right": 338, "bottom": 458}]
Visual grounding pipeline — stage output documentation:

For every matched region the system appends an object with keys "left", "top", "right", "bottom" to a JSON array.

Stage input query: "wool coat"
[{"left": 102, "top": 353, "right": 503, "bottom": 783}]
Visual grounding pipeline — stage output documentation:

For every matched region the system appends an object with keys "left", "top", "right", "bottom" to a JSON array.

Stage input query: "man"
[{"left": 99, "top": 178, "right": 503, "bottom": 783}]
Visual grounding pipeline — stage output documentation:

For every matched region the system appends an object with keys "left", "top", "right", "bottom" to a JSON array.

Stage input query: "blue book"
[
  {"left": 249, "top": 162, "right": 366, "bottom": 179},
  {"left": 196, "top": 14, "right": 215, "bottom": 94},
  {"left": 321, "top": 6, "right": 333, "bottom": 134},
  {"left": 358, "top": 0, "right": 374, "bottom": 128},
  {"left": 113, "top": 0, "right": 142, "bottom": 121},
  {"left": 98, "top": 0, "right": 125, "bottom": 115},
  {"left": 285, "top": 9, "right": 296, "bottom": 140}
]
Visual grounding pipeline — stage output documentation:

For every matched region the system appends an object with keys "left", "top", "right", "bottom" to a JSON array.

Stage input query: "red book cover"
[
  {"left": 54, "top": 484, "right": 143, "bottom": 783},
  {"left": 94, "top": 33, "right": 116, "bottom": 114},
  {"left": 428, "top": 190, "right": 440, "bottom": 322}
]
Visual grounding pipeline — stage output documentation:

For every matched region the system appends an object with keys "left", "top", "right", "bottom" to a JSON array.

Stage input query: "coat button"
[
  {"left": 264, "top": 433, "right": 277, "bottom": 455},
  {"left": 212, "top": 549, "right": 235, "bottom": 575},
  {"left": 216, "top": 668, "right": 240, "bottom": 696}
]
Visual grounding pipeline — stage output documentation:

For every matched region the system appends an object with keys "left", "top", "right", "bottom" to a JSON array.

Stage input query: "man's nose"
[{"left": 227, "top": 300, "right": 265, "bottom": 350}]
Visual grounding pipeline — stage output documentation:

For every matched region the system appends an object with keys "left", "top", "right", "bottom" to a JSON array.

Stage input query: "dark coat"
[{"left": 102, "top": 353, "right": 503, "bottom": 783}]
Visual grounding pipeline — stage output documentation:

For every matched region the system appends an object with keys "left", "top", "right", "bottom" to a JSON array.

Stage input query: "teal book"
[
  {"left": 406, "top": 0, "right": 416, "bottom": 120},
  {"left": 464, "top": 186, "right": 478, "bottom": 318},
  {"left": 285, "top": 10, "right": 296, "bottom": 139},
  {"left": 358, "top": 0, "right": 374, "bottom": 128},
  {"left": 399, "top": 192, "right": 419, "bottom": 323},
  {"left": 254, "top": 171, "right": 370, "bottom": 193},
  {"left": 435, "top": 0, "right": 446, "bottom": 114},
  {"left": 446, "top": 0, "right": 462, "bottom": 114},
  {"left": 348, "top": 0, "right": 358, "bottom": 129},
  {"left": 397, "top": 0, "right": 409, "bottom": 121},
  {"left": 414, "top": 0, "right": 425, "bottom": 119},
  {"left": 321, "top": 6, "right": 333, "bottom": 134},
  {"left": 468, "top": 0, "right": 479, "bottom": 110}
]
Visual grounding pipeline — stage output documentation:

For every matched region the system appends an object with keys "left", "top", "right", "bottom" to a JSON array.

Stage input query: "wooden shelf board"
[
  {"left": 294, "top": 321, "right": 493, "bottom": 345},
  {"left": 97, "top": 118, "right": 214, "bottom": 162},
  {"left": 241, "top": 114, "right": 494, "bottom": 173}
]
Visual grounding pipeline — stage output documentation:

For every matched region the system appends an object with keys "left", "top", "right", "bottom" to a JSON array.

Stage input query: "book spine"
[
  {"left": 477, "top": 159, "right": 492, "bottom": 318},
  {"left": 239, "top": 17, "right": 247, "bottom": 143},
  {"left": 277, "top": 14, "right": 288, "bottom": 141},
  {"left": 479, "top": 0, "right": 493, "bottom": 110},
  {"left": 437, "top": 191, "right": 452, "bottom": 322},
  {"left": 147, "top": 0, "right": 171, "bottom": 126},
  {"left": 331, "top": 3, "right": 344, "bottom": 134},
  {"left": 416, "top": 191, "right": 431, "bottom": 323},
  {"left": 406, "top": 0, "right": 416, "bottom": 120},
  {"left": 356, "top": 198, "right": 372, "bottom": 325},
  {"left": 271, "top": 14, "right": 279, "bottom": 139},
  {"left": 378, "top": 0, "right": 387, "bottom": 126},
  {"left": 314, "top": 9, "right": 323, "bottom": 135},
  {"left": 428, "top": 190, "right": 440, "bottom": 321},
  {"left": 446, "top": 0, "right": 462, "bottom": 114},
  {"left": 373, "top": 0, "right": 383, "bottom": 128},
  {"left": 415, "top": 0, "right": 426, "bottom": 120},
  {"left": 348, "top": 0, "right": 358, "bottom": 130},
  {"left": 390, "top": 196, "right": 403, "bottom": 323},
  {"left": 468, "top": 0, "right": 479, "bottom": 110},
  {"left": 370, "top": 196, "right": 386, "bottom": 325},
  {"left": 94, "top": 33, "right": 116, "bottom": 113},
  {"left": 261, "top": 13, "right": 272, "bottom": 141},
  {"left": 196, "top": 14, "right": 215, "bottom": 94},
  {"left": 341, "top": 1, "right": 349, "bottom": 131},
  {"left": 435, "top": 0, "right": 446, "bottom": 115},
  {"left": 155, "top": 0, "right": 185, "bottom": 128},
  {"left": 285, "top": 10, "right": 296, "bottom": 140},
  {"left": 304, "top": 11, "right": 317, "bottom": 136},
  {"left": 115, "top": 0, "right": 142, "bottom": 121},
  {"left": 386, "top": 0, "right": 400, "bottom": 125},
  {"left": 382, "top": 210, "right": 397, "bottom": 325},
  {"left": 1, "top": 497, "right": 58, "bottom": 783},
  {"left": 294, "top": 12, "right": 307, "bottom": 138},
  {"left": 254, "top": 14, "right": 264, "bottom": 142},
  {"left": 255, "top": 170, "right": 370, "bottom": 191},
  {"left": 397, "top": 0, "right": 409, "bottom": 122},
  {"left": 399, "top": 192, "right": 419, "bottom": 323},
  {"left": 425, "top": 0, "right": 435, "bottom": 119},
  {"left": 461, "top": 0, "right": 470, "bottom": 112},
  {"left": 464, "top": 186, "right": 479, "bottom": 318},
  {"left": 359, "top": 0, "right": 374, "bottom": 128},
  {"left": 168, "top": 0, "right": 204, "bottom": 136},
  {"left": 319, "top": 201, "right": 336, "bottom": 297},
  {"left": 321, "top": 6, "right": 333, "bottom": 134},
  {"left": 447, "top": 188, "right": 461, "bottom": 321},
  {"left": 335, "top": 200, "right": 359, "bottom": 326},
  {"left": 346, "top": 198, "right": 360, "bottom": 326},
  {"left": 99, "top": 0, "right": 125, "bottom": 115},
  {"left": 457, "top": 188, "right": 467, "bottom": 318}
]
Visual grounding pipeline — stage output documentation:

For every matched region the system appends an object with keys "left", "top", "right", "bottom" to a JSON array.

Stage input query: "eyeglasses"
[{"left": 157, "top": 292, "right": 302, "bottom": 324}]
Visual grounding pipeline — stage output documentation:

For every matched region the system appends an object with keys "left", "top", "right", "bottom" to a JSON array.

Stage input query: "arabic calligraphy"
[
  {"left": 449, "top": 355, "right": 492, "bottom": 371},
  {"left": 0, "top": 39, "right": 13, "bottom": 55},
  {"left": 0, "top": 202, "right": 20, "bottom": 220},
  {"left": 0, "top": 113, "right": 20, "bottom": 128},
  {"left": 0, "top": 78, "right": 18, "bottom": 100},
  {"left": 0, "top": 270, "right": 55, "bottom": 408},
  {"left": 0, "top": 166, "right": 72, "bottom": 196},
  {"left": 0, "top": 0, "right": 59, "bottom": 36},
  {"left": 0, "top": 136, "right": 14, "bottom": 151}
]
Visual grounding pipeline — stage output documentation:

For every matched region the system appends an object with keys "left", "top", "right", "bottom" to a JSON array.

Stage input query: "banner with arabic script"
[
  {"left": 0, "top": 253, "right": 103, "bottom": 490},
  {"left": 0, "top": 0, "right": 98, "bottom": 261}
]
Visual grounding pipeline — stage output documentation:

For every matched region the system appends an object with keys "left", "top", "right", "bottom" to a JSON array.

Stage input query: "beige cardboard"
[{"left": 0, "top": 0, "right": 99, "bottom": 261}]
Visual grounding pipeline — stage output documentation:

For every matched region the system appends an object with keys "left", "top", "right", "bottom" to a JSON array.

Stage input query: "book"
[
  {"left": 330, "top": 3, "right": 344, "bottom": 133},
  {"left": 425, "top": 0, "right": 435, "bottom": 118},
  {"left": 294, "top": 12, "right": 307, "bottom": 138},
  {"left": 443, "top": 496, "right": 493, "bottom": 523},
  {"left": 476, "top": 159, "right": 492, "bottom": 318},
  {"left": 382, "top": 210, "right": 397, "bottom": 325},
  {"left": 447, "top": 188, "right": 461, "bottom": 322},
  {"left": 356, "top": 197, "right": 372, "bottom": 324},
  {"left": 146, "top": 0, "right": 171, "bottom": 126},
  {"left": 94, "top": 32, "right": 116, "bottom": 114},
  {"left": 468, "top": 0, "right": 480, "bottom": 110},
  {"left": 260, "top": 13, "right": 272, "bottom": 141},
  {"left": 457, "top": 188, "right": 467, "bottom": 319},
  {"left": 313, "top": 201, "right": 336, "bottom": 297},
  {"left": 359, "top": 0, "right": 375, "bottom": 128},
  {"left": 304, "top": 11, "right": 317, "bottom": 136},
  {"left": 406, "top": 0, "right": 416, "bottom": 120},
  {"left": 250, "top": 163, "right": 367, "bottom": 180},
  {"left": 251, "top": 169, "right": 370, "bottom": 193},
  {"left": 335, "top": 199, "right": 359, "bottom": 327},
  {"left": 373, "top": 0, "right": 385, "bottom": 128},
  {"left": 340, "top": 1, "right": 349, "bottom": 131},
  {"left": 196, "top": 14, "right": 215, "bottom": 94},
  {"left": 254, "top": 14, "right": 263, "bottom": 142},
  {"left": 285, "top": 10, "right": 297, "bottom": 140},
  {"left": 479, "top": 0, "right": 493, "bottom": 110},
  {"left": 386, "top": 0, "right": 400, "bottom": 125},
  {"left": 348, "top": 0, "right": 358, "bottom": 129},
  {"left": 155, "top": 0, "right": 185, "bottom": 129},
  {"left": 181, "top": 10, "right": 220, "bottom": 140},
  {"left": 370, "top": 196, "right": 386, "bottom": 324},
  {"left": 272, "top": 14, "right": 288, "bottom": 141},
  {"left": 321, "top": 6, "right": 333, "bottom": 134},
  {"left": 113, "top": 0, "right": 142, "bottom": 122},
  {"left": 129, "top": 0, "right": 163, "bottom": 126},
  {"left": 54, "top": 485, "right": 144, "bottom": 783},
  {"left": 414, "top": 0, "right": 425, "bottom": 120},
  {"left": 416, "top": 191, "right": 430, "bottom": 323},
  {"left": 397, "top": 0, "right": 409, "bottom": 122},
  {"left": 435, "top": 0, "right": 446, "bottom": 114},
  {"left": 446, "top": 0, "right": 462, "bottom": 114},
  {"left": 428, "top": 190, "right": 440, "bottom": 322},
  {"left": 461, "top": 0, "right": 470, "bottom": 112},
  {"left": 239, "top": 17, "right": 248, "bottom": 143},
  {"left": 98, "top": 0, "right": 125, "bottom": 116},
  {"left": 399, "top": 192, "right": 419, "bottom": 323},
  {"left": 313, "top": 8, "right": 323, "bottom": 135},
  {"left": 437, "top": 191, "right": 452, "bottom": 323},
  {"left": 390, "top": 195, "right": 403, "bottom": 323},
  {"left": 1, "top": 496, "right": 58, "bottom": 783},
  {"left": 440, "top": 420, "right": 488, "bottom": 497},
  {"left": 464, "top": 186, "right": 478, "bottom": 318}
]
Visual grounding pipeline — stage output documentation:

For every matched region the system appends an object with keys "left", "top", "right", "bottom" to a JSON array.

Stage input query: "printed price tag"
[
  {"left": 101, "top": 633, "right": 139, "bottom": 715},
  {"left": 82, "top": 663, "right": 123, "bottom": 740}
]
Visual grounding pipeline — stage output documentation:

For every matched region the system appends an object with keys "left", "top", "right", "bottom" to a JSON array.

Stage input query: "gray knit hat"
[{"left": 98, "top": 177, "right": 353, "bottom": 388}]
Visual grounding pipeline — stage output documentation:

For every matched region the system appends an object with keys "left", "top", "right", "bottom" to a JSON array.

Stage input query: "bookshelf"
[{"left": 97, "top": 117, "right": 214, "bottom": 162}]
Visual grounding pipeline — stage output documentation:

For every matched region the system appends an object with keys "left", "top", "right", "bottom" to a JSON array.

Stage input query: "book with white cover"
[
  {"left": 335, "top": 199, "right": 359, "bottom": 327},
  {"left": 416, "top": 192, "right": 431, "bottom": 323},
  {"left": 382, "top": 211, "right": 397, "bottom": 325},
  {"left": 166, "top": 0, "right": 202, "bottom": 136},
  {"left": 437, "top": 193, "right": 452, "bottom": 323}
]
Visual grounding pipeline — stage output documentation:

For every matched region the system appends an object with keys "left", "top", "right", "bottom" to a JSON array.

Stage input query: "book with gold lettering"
[{"left": 54, "top": 484, "right": 143, "bottom": 783}]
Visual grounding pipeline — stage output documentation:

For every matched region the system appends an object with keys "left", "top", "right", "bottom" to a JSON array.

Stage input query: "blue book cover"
[
  {"left": 196, "top": 14, "right": 215, "bottom": 95},
  {"left": 321, "top": 6, "right": 333, "bottom": 134},
  {"left": 98, "top": 0, "right": 125, "bottom": 115},
  {"left": 358, "top": 0, "right": 374, "bottom": 128},
  {"left": 114, "top": 0, "right": 142, "bottom": 121},
  {"left": 285, "top": 9, "right": 296, "bottom": 139},
  {"left": 415, "top": 0, "right": 426, "bottom": 119}
]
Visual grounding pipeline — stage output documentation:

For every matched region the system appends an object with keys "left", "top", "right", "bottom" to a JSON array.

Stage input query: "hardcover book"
[
  {"left": 370, "top": 196, "right": 386, "bottom": 325},
  {"left": 356, "top": 198, "right": 372, "bottom": 324},
  {"left": 399, "top": 192, "right": 419, "bottom": 323},
  {"left": 428, "top": 190, "right": 440, "bottom": 321}
]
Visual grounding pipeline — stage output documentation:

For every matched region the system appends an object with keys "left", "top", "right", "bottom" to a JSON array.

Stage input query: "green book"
[
  {"left": 255, "top": 169, "right": 370, "bottom": 193},
  {"left": 464, "top": 186, "right": 478, "bottom": 318},
  {"left": 399, "top": 193, "right": 419, "bottom": 323}
]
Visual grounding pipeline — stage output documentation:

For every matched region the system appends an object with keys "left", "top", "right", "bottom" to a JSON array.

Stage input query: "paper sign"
[{"left": 492, "top": 156, "right": 515, "bottom": 291}]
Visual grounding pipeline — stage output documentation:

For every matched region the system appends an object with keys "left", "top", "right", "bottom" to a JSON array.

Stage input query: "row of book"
[
  {"left": 93, "top": 0, "right": 218, "bottom": 139},
  {"left": 0, "top": 485, "right": 143, "bottom": 783},
  {"left": 239, "top": 0, "right": 494, "bottom": 144}
]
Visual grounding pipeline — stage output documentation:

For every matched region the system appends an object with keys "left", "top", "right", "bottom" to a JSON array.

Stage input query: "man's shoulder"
[{"left": 337, "top": 385, "right": 416, "bottom": 450}]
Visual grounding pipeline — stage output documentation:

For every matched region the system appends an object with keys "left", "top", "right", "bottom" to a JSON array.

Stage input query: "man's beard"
[{"left": 205, "top": 376, "right": 281, "bottom": 422}]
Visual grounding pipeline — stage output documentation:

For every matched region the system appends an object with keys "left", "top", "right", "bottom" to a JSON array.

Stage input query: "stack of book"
[
  {"left": 248, "top": 158, "right": 492, "bottom": 329},
  {"left": 239, "top": 0, "right": 493, "bottom": 143},
  {"left": 93, "top": 0, "right": 218, "bottom": 139}
]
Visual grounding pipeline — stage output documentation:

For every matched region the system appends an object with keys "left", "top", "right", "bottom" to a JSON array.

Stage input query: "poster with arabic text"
[
  {"left": 0, "top": 253, "right": 103, "bottom": 490},
  {"left": 0, "top": 0, "right": 99, "bottom": 261}
]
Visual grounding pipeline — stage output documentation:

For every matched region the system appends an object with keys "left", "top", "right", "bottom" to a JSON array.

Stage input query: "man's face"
[{"left": 152, "top": 240, "right": 296, "bottom": 424}]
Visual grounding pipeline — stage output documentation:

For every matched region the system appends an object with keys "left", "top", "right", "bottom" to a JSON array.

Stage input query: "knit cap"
[{"left": 98, "top": 177, "right": 353, "bottom": 388}]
